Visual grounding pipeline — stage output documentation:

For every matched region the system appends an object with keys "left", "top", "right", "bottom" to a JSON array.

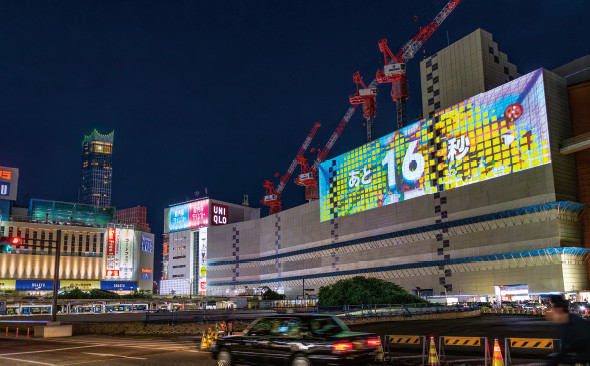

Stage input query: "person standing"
[{"left": 545, "top": 295, "right": 590, "bottom": 366}]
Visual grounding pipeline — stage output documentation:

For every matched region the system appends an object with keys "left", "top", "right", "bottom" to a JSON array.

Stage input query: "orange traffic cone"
[
  {"left": 492, "top": 339, "right": 504, "bottom": 366},
  {"left": 428, "top": 337, "right": 439, "bottom": 366}
]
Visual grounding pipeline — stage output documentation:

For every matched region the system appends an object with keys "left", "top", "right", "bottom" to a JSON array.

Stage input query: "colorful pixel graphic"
[{"left": 319, "top": 69, "right": 551, "bottom": 222}]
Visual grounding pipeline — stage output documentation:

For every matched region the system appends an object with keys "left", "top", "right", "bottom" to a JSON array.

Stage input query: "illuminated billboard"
[
  {"left": 319, "top": 69, "right": 551, "bottom": 221},
  {"left": 211, "top": 203, "right": 228, "bottom": 225},
  {"left": 105, "top": 228, "right": 135, "bottom": 279},
  {"left": 198, "top": 227, "right": 208, "bottom": 296},
  {"left": 169, "top": 199, "right": 209, "bottom": 232}
]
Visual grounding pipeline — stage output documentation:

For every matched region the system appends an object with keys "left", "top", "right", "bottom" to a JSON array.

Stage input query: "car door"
[
  {"left": 236, "top": 318, "right": 273, "bottom": 364},
  {"left": 266, "top": 318, "right": 304, "bottom": 365}
]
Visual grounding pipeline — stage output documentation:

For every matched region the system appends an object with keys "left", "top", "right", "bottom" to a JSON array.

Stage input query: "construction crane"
[
  {"left": 377, "top": 0, "right": 462, "bottom": 129},
  {"left": 349, "top": 71, "right": 378, "bottom": 142},
  {"left": 261, "top": 122, "right": 321, "bottom": 214},
  {"left": 295, "top": 0, "right": 461, "bottom": 201}
]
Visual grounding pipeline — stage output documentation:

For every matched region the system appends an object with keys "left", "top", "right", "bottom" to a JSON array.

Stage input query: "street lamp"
[
  {"left": 442, "top": 284, "right": 452, "bottom": 305},
  {"left": 415, "top": 286, "right": 421, "bottom": 299}
]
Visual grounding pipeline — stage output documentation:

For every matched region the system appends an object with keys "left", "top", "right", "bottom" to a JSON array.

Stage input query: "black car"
[{"left": 210, "top": 314, "right": 381, "bottom": 366}]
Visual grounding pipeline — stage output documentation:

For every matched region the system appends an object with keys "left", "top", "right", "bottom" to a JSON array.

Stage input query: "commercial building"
[
  {"left": 420, "top": 29, "right": 519, "bottom": 119},
  {"left": 553, "top": 55, "right": 590, "bottom": 282},
  {"left": 116, "top": 206, "right": 149, "bottom": 232},
  {"left": 159, "top": 198, "right": 259, "bottom": 296},
  {"left": 0, "top": 166, "right": 19, "bottom": 221},
  {"left": 0, "top": 169, "right": 154, "bottom": 294},
  {"left": 206, "top": 68, "right": 589, "bottom": 302},
  {"left": 79, "top": 129, "right": 114, "bottom": 207}
]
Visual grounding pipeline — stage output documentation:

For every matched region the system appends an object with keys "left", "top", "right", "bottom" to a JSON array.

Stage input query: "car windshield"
[{"left": 309, "top": 316, "right": 349, "bottom": 336}]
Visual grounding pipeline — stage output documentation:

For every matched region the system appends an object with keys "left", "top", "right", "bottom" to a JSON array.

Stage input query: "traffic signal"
[{"left": 0, "top": 236, "right": 21, "bottom": 253}]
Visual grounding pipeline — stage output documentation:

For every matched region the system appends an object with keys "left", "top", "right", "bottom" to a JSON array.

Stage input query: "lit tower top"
[{"left": 79, "top": 129, "right": 114, "bottom": 207}]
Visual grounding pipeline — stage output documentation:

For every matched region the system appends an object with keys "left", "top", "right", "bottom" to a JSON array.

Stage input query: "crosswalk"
[{"left": 47, "top": 335, "right": 201, "bottom": 351}]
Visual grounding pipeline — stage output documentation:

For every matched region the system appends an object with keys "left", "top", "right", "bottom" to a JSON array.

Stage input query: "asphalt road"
[
  {"left": 0, "top": 315, "right": 560, "bottom": 365},
  {"left": 0, "top": 333, "right": 216, "bottom": 366}
]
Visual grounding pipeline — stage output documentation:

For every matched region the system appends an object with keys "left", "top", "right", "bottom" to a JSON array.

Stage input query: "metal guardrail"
[{"left": 316, "top": 303, "right": 479, "bottom": 318}]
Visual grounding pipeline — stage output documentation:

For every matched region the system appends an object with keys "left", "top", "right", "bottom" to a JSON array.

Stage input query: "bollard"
[
  {"left": 15, "top": 328, "right": 18, "bottom": 338},
  {"left": 27, "top": 328, "right": 30, "bottom": 338}
]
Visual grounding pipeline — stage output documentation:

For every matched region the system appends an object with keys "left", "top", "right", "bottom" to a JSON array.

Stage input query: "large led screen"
[
  {"left": 319, "top": 69, "right": 551, "bottom": 222},
  {"left": 169, "top": 199, "right": 209, "bottom": 232}
]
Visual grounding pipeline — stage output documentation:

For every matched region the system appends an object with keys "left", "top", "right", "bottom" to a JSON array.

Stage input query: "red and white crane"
[
  {"left": 377, "top": 0, "right": 462, "bottom": 129},
  {"left": 349, "top": 71, "right": 378, "bottom": 142},
  {"left": 261, "top": 121, "right": 321, "bottom": 214},
  {"left": 294, "top": 0, "right": 461, "bottom": 202}
]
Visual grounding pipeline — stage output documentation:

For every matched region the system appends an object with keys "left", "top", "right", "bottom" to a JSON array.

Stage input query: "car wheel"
[
  {"left": 217, "top": 349, "right": 232, "bottom": 366},
  {"left": 291, "top": 355, "right": 311, "bottom": 366}
]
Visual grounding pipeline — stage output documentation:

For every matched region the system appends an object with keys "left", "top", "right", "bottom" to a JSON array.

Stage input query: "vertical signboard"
[
  {"left": 141, "top": 235, "right": 153, "bottom": 253},
  {"left": 105, "top": 228, "right": 134, "bottom": 279},
  {"left": 170, "top": 204, "right": 189, "bottom": 232},
  {"left": 319, "top": 69, "right": 551, "bottom": 221},
  {"left": 211, "top": 203, "right": 229, "bottom": 226},
  {"left": 198, "top": 227, "right": 208, "bottom": 296},
  {"left": 106, "top": 228, "right": 119, "bottom": 277},
  {"left": 189, "top": 200, "right": 209, "bottom": 228},
  {"left": 119, "top": 229, "right": 134, "bottom": 279}
]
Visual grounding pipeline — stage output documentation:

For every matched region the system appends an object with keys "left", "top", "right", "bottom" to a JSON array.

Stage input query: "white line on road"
[
  {"left": 0, "top": 344, "right": 101, "bottom": 356},
  {"left": 84, "top": 352, "right": 147, "bottom": 360},
  {"left": 0, "top": 355, "right": 57, "bottom": 365}
]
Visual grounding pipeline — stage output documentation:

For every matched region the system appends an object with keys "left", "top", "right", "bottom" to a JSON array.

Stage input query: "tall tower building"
[
  {"left": 420, "top": 29, "right": 520, "bottom": 118},
  {"left": 79, "top": 129, "right": 114, "bottom": 207}
]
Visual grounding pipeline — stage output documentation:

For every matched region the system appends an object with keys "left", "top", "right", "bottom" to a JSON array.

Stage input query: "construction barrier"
[
  {"left": 504, "top": 337, "right": 560, "bottom": 366},
  {"left": 439, "top": 336, "right": 489, "bottom": 365},
  {"left": 483, "top": 308, "right": 547, "bottom": 316},
  {"left": 384, "top": 335, "right": 427, "bottom": 365}
]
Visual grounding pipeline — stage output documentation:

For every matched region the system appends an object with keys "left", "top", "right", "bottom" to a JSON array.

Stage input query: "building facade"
[
  {"left": 206, "top": 69, "right": 589, "bottom": 302},
  {"left": 0, "top": 169, "right": 153, "bottom": 294},
  {"left": 420, "top": 29, "right": 519, "bottom": 119},
  {"left": 0, "top": 166, "right": 19, "bottom": 221},
  {"left": 116, "top": 206, "right": 149, "bottom": 232},
  {"left": 553, "top": 55, "right": 590, "bottom": 282},
  {"left": 79, "top": 129, "right": 114, "bottom": 207},
  {"left": 159, "top": 198, "right": 259, "bottom": 296}
]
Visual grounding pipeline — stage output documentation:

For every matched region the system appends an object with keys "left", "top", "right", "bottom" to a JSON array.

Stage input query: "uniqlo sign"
[{"left": 211, "top": 203, "right": 228, "bottom": 226}]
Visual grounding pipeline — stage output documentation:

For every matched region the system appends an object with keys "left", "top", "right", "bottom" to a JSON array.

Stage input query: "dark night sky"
[{"left": 2, "top": 0, "right": 589, "bottom": 280}]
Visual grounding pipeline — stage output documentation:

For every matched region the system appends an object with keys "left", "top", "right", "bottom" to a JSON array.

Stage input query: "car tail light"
[
  {"left": 366, "top": 338, "right": 381, "bottom": 347},
  {"left": 333, "top": 342, "right": 354, "bottom": 352}
]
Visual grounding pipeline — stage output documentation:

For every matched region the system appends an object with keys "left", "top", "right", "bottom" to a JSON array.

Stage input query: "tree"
[
  {"left": 317, "top": 276, "right": 427, "bottom": 306},
  {"left": 262, "top": 289, "right": 286, "bottom": 301}
]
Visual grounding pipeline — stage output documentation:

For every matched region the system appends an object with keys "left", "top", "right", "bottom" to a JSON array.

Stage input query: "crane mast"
[
  {"left": 291, "top": 0, "right": 461, "bottom": 207},
  {"left": 261, "top": 122, "right": 321, "bottom": 214},
  {"left": 377, "top": 0, "right": 462, "bottom": 129},
  {"left": 349, "top": 71, "right": 378, "bottom": 142}
]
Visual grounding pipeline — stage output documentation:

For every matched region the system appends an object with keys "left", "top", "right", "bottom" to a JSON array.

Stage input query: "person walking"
[{"left": 545, "top": 295, "right": 590, "bottom": 366}]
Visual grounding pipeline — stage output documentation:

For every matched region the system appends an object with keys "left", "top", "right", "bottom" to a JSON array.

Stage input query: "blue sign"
[
  {"left": 0, "top": 183, "right": 9, "bottom": 196},
  {"left": 141, "top": 235, "right": 153, "bottom": 253},
  {"left": 100, "top": 281, "right": 137, "bottom": 291},
  {"left": 169, "top": 203, "right": 189, "bottom": 232},
  {"left": 141, "top": 273, "right": 152, "bottom": 280},
  {"left": 15, "top": 280, "right": 54, "bottom": 291}
]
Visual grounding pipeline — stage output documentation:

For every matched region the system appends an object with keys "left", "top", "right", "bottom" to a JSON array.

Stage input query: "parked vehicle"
[{"left": 211, "top": 314, "right": 381, "bottom": 365}]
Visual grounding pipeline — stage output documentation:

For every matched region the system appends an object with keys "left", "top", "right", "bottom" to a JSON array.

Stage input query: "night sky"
[{"left": 2, "top": 0, "right": 589, "bottom": 280}]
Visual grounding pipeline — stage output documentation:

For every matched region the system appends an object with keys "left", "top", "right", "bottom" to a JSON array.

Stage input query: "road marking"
[
  {"left": 0, "top": 344, "right": 101, "bottom": 356},
  {"left": 0, "top": 355, "right": 57, "bottom": 365},
  {"left": 84, "top": 352, "right": 147, "bottom": 360}
]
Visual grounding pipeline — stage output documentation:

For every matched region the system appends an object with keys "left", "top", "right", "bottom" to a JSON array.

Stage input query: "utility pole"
[{"left": 51, "top": 230, "right": 62, "bottom": 323}]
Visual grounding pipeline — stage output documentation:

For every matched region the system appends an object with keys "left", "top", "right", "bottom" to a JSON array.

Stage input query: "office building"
[
  {"left": 79, "top": 129, "right": 114, "bottom": 207},
  {"left": 420, "top": 29, "right": 519, "bottom": 118}
]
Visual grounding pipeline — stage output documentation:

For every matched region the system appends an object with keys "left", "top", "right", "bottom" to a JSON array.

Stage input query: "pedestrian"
[{"left": 545, "top": 295, "right": 590, "bottom": 366}]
